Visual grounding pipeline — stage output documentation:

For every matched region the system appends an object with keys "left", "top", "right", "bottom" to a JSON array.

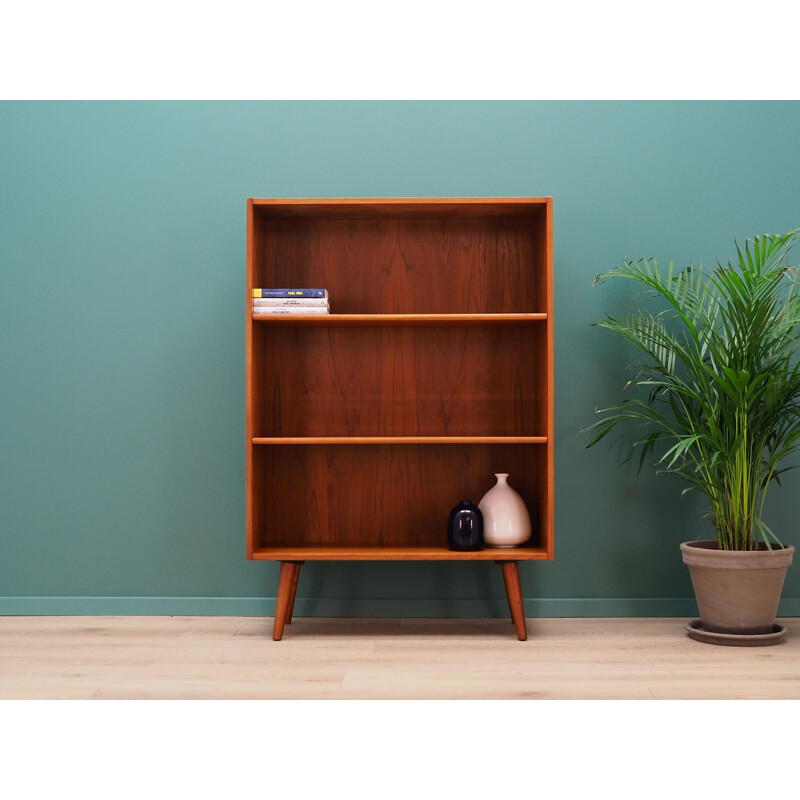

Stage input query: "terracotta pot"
[{"left": 680, "top": 540, "right": 794, "bottom": 635}]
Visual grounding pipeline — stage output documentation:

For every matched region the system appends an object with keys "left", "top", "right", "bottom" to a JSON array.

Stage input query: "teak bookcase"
[{"left": 246, "top": 198, "right": 554, "bottom": 640}]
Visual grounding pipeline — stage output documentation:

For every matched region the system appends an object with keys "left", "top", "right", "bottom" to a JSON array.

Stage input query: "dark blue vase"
[{"left": 447, "top": 501, "right": 484, "bottom": 551}]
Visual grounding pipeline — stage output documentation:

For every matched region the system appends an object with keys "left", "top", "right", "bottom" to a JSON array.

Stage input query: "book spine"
[
  {"left": 252, "top": 288, "right": 328, "bottom": 298},
  {"left": 253, "top": 306, "right": 330, "bottom": 315},
  {"left": 253, "top": 297, "right": 329, "bottom": 307}
]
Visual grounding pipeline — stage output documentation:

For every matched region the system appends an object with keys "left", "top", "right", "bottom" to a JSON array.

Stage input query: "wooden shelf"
[
  {"left": 250, "top": 197, "right": 549, "bottom": 220},
  {"left": 251, "top": 313, "right": 547, "bottom": 326},
  {"left": 252, "top": 436, "right": 548, "bottom": 445},
  {"left": 252, "top": 545, "right": 550, "bottom": 561}
]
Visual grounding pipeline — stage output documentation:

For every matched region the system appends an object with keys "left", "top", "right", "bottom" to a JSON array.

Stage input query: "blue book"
[{"left": 253, "top": 288, "right": 328, "bottom": 298}]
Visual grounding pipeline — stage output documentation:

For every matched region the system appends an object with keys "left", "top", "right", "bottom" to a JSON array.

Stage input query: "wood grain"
[
  {"left": 246, "top": 198, "right": 256, "bottom": 559},
  {"left": 252, "top": 437, "right": 548, "bottom": 444},
  {"left": 250, "top": 443, "right": 546, "bottom": 552},
  {"left": 253, "top": 323, "right": 548, "bottom": 438},
  {"left": 251, "top": 197, "right": 549, "bottom": 220},
  {"left": 542, "top": 197, "right": 554, "bottom": 558},
  {"left": 250, "top": 545, "right": 550, "bottom": 561},
  {"left": 499, "top": 561, "right": 528, "bottom": 640},
  {"left": 3, "top": 616, "right": 799, "bottom": 700},
  {"left": 252, "top": 313, "right": 547, "bottom": 325},
  {"left": 254, "top": 215, "right": 542, "bottom": 314},
  {"left": 245, "top": 198, "right": 554, "bottom": 607},
  {"left": 285, "top": 563, "right": 301, "bottom": 624},
  {"left": 273, "top": 562, "right": 302, "bottom": 640}
]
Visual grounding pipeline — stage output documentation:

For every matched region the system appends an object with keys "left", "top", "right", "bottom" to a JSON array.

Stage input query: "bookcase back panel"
[
  {"left": 252, "top": 323, "right": 548, "bottom": 437},
  {"left": 254, "top": 216, "right": 545, "bottom": 314},
  {"left": 251, "top": 444, "right": 547, "bottom": 550}
]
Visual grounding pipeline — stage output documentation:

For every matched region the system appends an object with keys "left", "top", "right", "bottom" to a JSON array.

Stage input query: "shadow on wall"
[
  {"left": 284, "top": 561, "right": 510, "bottom": 619},
  {"left": 611, "top": 476, "right": 703, "bottom": 598}
]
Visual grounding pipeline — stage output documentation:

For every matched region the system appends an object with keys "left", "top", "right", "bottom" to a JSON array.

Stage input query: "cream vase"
[{"left": 478, "top": 473, "right": 532, "bottom": 548}]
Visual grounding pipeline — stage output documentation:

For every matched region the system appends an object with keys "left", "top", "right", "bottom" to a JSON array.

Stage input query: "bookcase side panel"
[
  {"left": 544, "top": 198, "right": 555, "bottom": 556},
  {"left": 246, "top": 199, "right": 257, "bottom": 558}
]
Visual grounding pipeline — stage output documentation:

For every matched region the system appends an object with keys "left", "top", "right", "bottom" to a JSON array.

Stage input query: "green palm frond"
[{"left": 587, "top": 229, "right": 800, "bottom": 550}]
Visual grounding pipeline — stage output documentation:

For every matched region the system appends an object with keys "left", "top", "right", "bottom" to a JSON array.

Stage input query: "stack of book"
[{"left": 252, "top": 288, "right": 330, "bottom": 315}]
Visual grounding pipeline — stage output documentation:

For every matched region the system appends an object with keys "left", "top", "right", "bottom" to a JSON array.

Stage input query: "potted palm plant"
[{"left": 587, "top": 229, "right": 799, "bottom": 645}]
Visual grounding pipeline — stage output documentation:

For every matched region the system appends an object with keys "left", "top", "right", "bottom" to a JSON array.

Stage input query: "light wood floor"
[{"left": 2, "top": 615, "right": 799, "bottom": 699}]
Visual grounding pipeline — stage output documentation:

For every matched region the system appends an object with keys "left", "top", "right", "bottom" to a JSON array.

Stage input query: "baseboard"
[{"left": 2, "top": 595, "right": 799, "bottom": 618}]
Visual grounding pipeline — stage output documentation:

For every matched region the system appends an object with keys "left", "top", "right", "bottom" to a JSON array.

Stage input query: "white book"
[
  {"left": 253, "top": 297, "right": 329, "bottom": 307},
  {"left": 252, "top": 288, "right": 328, "bottom": 298},
  {"left": 253, "top": 306, "right": 330, "bottom": 315}
]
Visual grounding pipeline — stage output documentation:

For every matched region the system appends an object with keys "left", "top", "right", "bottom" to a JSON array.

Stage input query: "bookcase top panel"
[{"left": 249, "top": 197, "right": 550, "bottom": 220}]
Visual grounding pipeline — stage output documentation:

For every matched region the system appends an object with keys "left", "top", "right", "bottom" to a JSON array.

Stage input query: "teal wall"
[{"left": 2, "top": 100, "right": 800, "bottom": 617}]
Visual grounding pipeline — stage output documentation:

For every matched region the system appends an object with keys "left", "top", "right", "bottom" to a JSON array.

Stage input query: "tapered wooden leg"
[
  {"left": 273, "top": 561, "right": 301, "bottom": 641},
  {"left": 285, "top": 561, "right": 303, "bottom": 624},
  {"left": 498, "top": 561, "right": 528, "bottom": 641}
]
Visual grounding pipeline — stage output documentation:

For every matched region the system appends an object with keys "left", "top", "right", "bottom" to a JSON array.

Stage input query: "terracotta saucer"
[{"left": 685, "top": 619, "right": 786, "bottom": 647}]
